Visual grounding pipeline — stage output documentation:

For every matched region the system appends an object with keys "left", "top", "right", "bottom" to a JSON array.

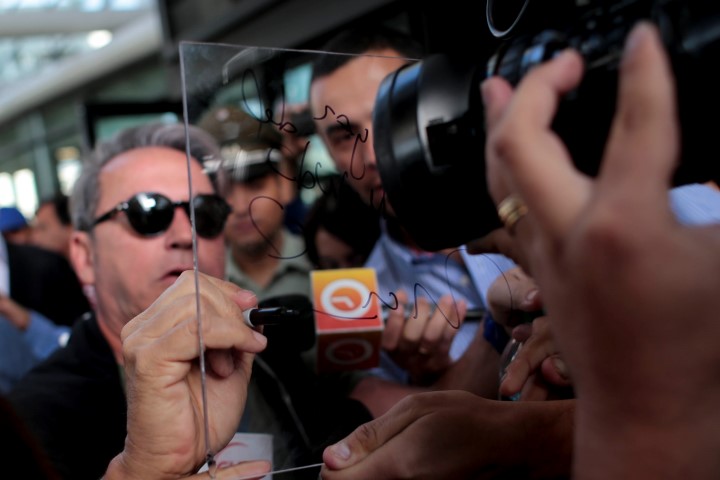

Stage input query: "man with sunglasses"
[{"left": 8, "top": 123, "right": 233, "bottom": 480}]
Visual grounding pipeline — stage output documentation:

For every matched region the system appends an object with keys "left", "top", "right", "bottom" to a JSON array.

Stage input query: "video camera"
[{"left": 374, "top": 0, "right": 720, "bottom": 251}]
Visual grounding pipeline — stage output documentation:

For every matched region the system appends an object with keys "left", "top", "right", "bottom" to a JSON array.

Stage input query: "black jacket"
[
  {"left": 9, "top": 313, "right": 126, "bottom": 480},
  {"left": 7, "top": 243, "right": 90, "bottom": 327}
]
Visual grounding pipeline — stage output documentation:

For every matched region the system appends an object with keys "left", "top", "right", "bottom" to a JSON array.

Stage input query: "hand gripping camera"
[{"left": 374, "top": 0, "right": 720, "bottom": 251}]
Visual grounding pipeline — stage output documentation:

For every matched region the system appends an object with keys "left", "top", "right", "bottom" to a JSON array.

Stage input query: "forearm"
[
  {"left": 434, "top": 323, "right": 500, "bottom": 399},
  {"left": 521, "top": 400, "right": 574, "bottom": 480},
  {"left": 468, "top": 399, "right": 574, "bottom": 479}
]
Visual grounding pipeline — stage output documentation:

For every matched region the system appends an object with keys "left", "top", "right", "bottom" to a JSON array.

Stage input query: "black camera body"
[{"left": 374, "top": 0, "right": 720, "bottom": 251}]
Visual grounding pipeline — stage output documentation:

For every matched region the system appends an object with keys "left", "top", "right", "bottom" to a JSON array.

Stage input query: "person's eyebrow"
[{"left": 325, "top": 123, "right": 358, "bottom": 137}]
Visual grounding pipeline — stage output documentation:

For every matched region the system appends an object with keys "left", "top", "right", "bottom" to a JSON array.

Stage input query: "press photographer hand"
[
  {"left": 382, "top": 290, "right": 466, "bottom": 384},
  {"left": 486, "top": 268, "right": 571, "bottom": 400},
  {"left": 321, "top": 391, "right": 574, "bottom": 479},
  {"left": 483, "top": 22, "right": 720, "bottom": 479}
]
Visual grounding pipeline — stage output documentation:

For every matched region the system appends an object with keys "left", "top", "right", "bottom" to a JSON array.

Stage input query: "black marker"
[{"left": 243, "top": 306, "right": 302, "bottom": 327}]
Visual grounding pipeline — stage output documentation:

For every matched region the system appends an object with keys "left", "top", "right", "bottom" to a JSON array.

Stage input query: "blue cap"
[{"left": 0, "top": 207, "right": 29, "bottom": 233}]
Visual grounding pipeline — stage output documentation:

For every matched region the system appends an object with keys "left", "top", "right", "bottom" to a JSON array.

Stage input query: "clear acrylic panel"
[{"left": 179, "top": 41, "right": 416, "bottom": 479}]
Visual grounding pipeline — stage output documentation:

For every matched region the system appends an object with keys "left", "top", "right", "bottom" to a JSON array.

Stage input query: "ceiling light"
[{"left": 86, "top": 30, "right": 113, "bottom": 49}]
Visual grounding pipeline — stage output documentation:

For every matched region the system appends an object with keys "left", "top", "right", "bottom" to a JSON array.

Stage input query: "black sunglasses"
[{"left": 92, "top": 192, "right": 231, "bottom": 238}]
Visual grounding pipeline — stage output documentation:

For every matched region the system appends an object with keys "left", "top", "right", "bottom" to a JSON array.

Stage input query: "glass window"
[
  {"left": 0, "top": 173, "right": 16, "bottom": 206},
  {"left": 94, "top": 112, "right": 179, "bottom": 143},
  {"left": 12, "top": 168, "right": 38, "bottom": 218},
  {"left": 55, "top": 145, "right": 82, "bottom": 195}
]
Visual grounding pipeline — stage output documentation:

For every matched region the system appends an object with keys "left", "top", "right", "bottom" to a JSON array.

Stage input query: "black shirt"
[
  {"left": 7, "top": 243, "right": 90, "bottom": 327},
  {"left": 9, "top": 313, "right": 126, "bottom": 480}
]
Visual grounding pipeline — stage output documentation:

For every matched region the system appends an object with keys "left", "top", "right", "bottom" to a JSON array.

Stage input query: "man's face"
[
  {"left": 224, "top": 169, "right": 292, "bottom": 254},
  {"left": 71, "top": 147, "right": 225, "bottom": 335},
  {"left": 31, "top": 203, "right": 71, "bottom": 256},
  {"left": 311, "top": 49, "right": 408, "bottom": 213}
]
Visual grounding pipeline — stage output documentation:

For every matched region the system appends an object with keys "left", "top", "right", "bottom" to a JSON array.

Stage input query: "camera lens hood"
[{"left": 373, "top": 54, "right": 502, "bottom": 251}]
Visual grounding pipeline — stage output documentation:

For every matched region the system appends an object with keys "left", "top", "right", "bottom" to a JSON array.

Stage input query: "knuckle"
[
  {"left": 120, "top": 319, "right": 136, "bottom": 344},
  {"left": 121, "top": 336, "right": 138, "bottom": 366},
  {"left": 397, "top": 391, "right": 430, "bottom": 412},
  {"left": 130, "top": 345, "right": 157, "bottom": 378},
  {"left": 177, "top": 269, "right": 195, "bottom": 285},
  {"left": 179, "top": 270, "right": 194, "bottom": 282},
  {"left": 617, "top": 98, "right": 651, "bottom": 136},
  {"left": 532, "top": 316, "right": 550, "bottom": 333},
  {"left": 184, "top": 315, "right": 202, "bottom": 337},
  {"left": 353, "top": 421, "right": 381, "bottom": 451},
  {"left": 381, "top": 331, "right": 399, "bottom": 351},
  {"left": 487, "top": 120, "right": 524, "bottom": 167},
  {"left": 422, "top": 328, "right": 442, "bottom": 345}
]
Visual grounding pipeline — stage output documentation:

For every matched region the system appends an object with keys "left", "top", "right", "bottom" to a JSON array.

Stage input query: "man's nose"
[
  {"left": 227, "top": 188, "right": 255, "bottom": 217},
  {"left": 359, "top": 125, "right": 377, "bottom": 168},
  {"left": 165, "top": 204, "right": 193, "bottom": 249}
]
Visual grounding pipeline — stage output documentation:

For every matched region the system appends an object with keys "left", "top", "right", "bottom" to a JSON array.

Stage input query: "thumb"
[{"left": 322, "top": 402, "right": 420, "bottom": 470}]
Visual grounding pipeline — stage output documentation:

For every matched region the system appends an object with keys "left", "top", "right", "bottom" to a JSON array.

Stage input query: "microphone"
[
  {"left": 311, "top": 268, "right": 383, "bottom": 373},
  {"left": 252, "top": 294, "right": 316, "bottom": 354},
  {"left": 249, "top": 267, "right": 385, "bottom": 373},
  {"left": 243, "top": 306, "right": 304, "bottom": 327}
]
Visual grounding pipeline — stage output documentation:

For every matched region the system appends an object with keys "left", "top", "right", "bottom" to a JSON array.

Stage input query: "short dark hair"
[
  {"left": 311, "top": 26, "right": 423, "bottom": 84},
  {"left": 38, "top": 194, "right": 70, "bottom": 226}
]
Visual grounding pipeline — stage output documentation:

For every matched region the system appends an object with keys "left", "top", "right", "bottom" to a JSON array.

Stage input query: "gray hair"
[{"left": 70, "top": 123, "right": 223, "bottom": 232}]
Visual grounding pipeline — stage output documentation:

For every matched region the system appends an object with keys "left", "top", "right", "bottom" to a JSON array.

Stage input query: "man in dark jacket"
[{"left": 9, "top": 123, "right": 371, "bottom": 480}]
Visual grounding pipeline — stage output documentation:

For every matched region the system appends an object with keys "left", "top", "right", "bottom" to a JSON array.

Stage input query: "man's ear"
[{"left": 69, "top": 231, "right": 95, "bottom": 287}]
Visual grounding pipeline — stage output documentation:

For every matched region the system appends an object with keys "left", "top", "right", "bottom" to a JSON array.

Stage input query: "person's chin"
[
  {"left": 233, "top": 238, "right": 271, "bottom": 255},
  {"left": 229, "top": 220, "right": 258, "bottom": 236}
]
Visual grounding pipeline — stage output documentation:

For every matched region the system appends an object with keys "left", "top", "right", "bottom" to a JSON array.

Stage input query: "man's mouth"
[
  {"left": 228, "top": 218, "right": 259, "bottom": 234},
  {"left": 164, "top": 267, "right": 192, "bottom": 280}
]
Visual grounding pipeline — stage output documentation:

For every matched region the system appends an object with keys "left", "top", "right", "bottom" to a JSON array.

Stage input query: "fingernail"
[
  {"left": 524, "top": 289, "right": 539, "bottom": 305},
  {"left": 554, "top": 48, "right": 577, "bottom": 64},
  {"left": 330, "top": 441, "right": 351, "bottom": 461},
  {"left": 252, "top": 330, "right": 267, "bottom": 346},
  {"left": 552, "top": 357, "right": 569, "bottom": 380},
  {"left": 624, "top": 22, "right": 654, "bottom": 58},
  {"left": 236, "top": 290, "right": 257, "bottom": 304}
]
